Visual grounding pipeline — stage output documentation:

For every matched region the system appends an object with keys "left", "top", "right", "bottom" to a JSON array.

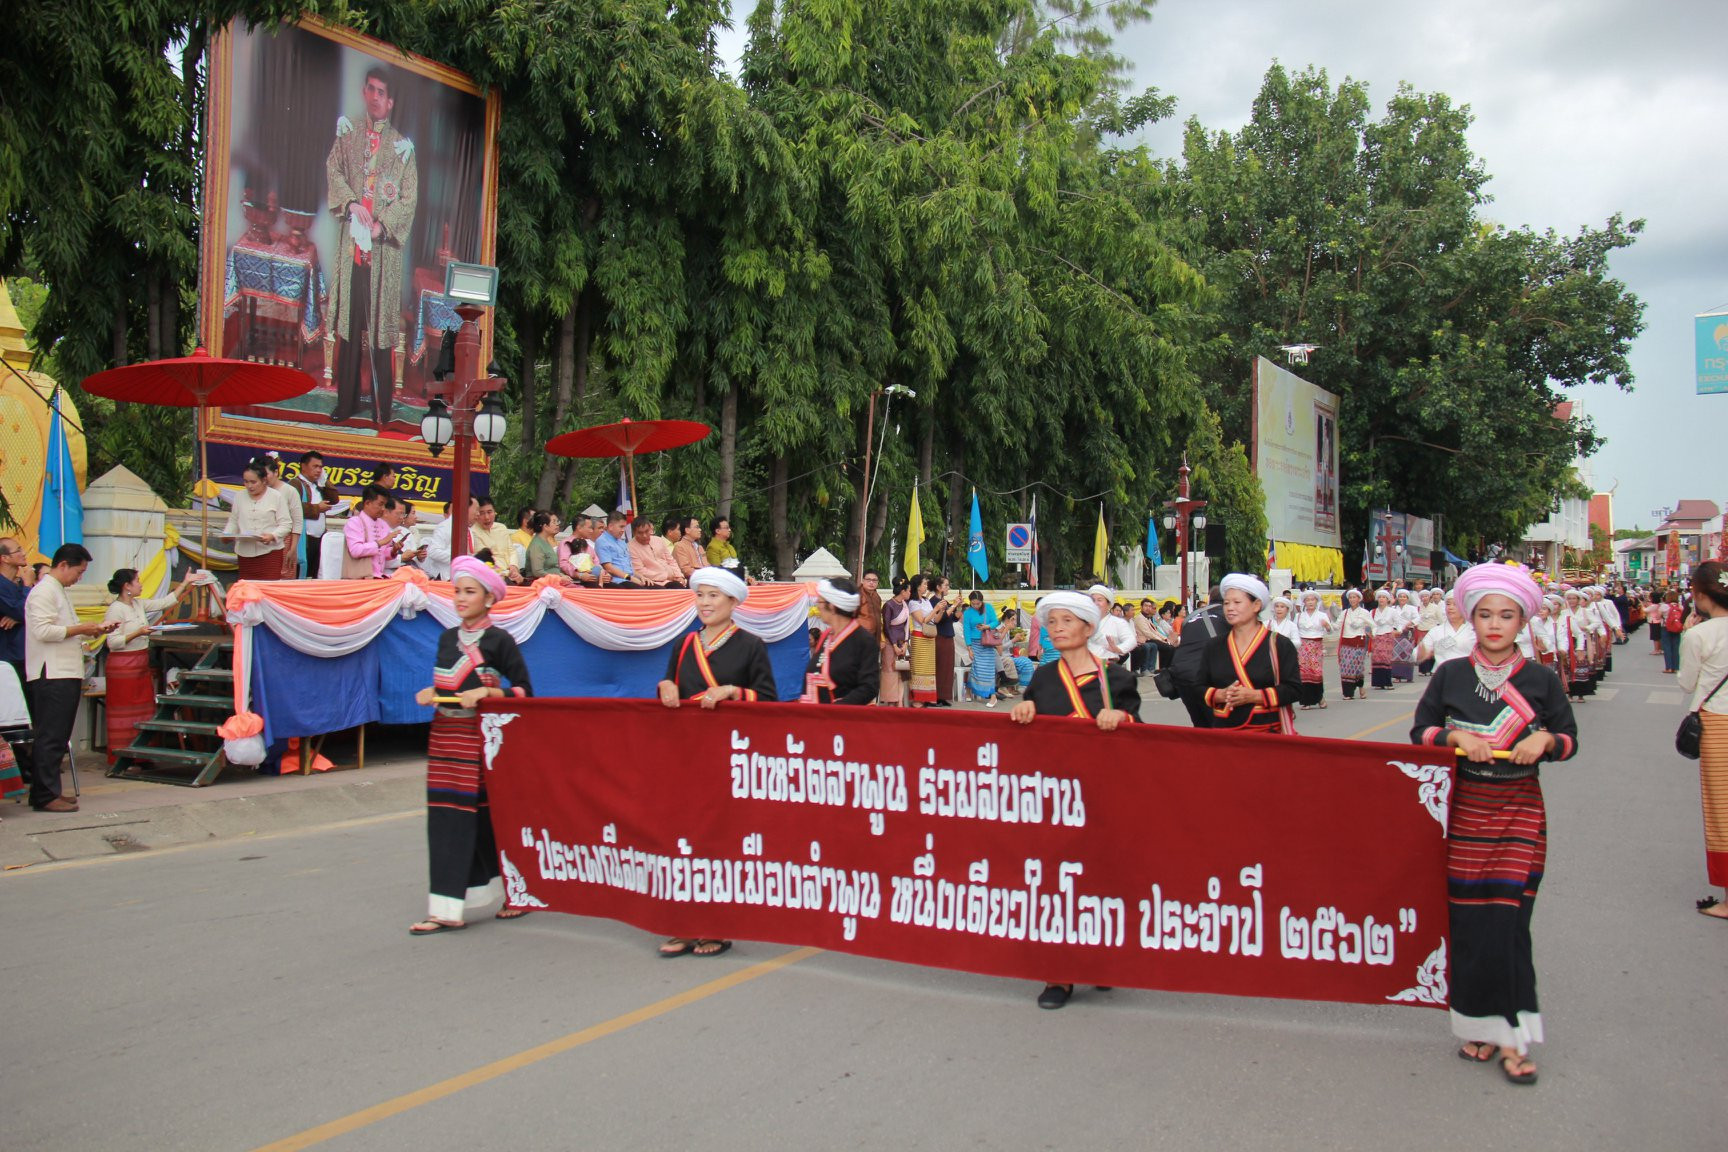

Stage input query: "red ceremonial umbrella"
[
  {"left": 545, "top": 418, "right": 710, "bottom": 516},
  {"left": 82, "top": 348, "right": 318, "bottom": 562}
]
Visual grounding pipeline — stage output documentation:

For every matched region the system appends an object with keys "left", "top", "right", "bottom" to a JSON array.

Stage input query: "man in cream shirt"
[
  {"left": 1086, "top": 584, "right": 1138, "bottom": 665},
  {"left": 25, "top": 544, "right": 116, "bottom": 812}
]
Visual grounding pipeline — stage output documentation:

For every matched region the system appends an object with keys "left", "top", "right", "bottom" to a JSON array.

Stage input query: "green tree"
[{"left": 1170, "top": 64, "right": 1645, "bottom": 565}]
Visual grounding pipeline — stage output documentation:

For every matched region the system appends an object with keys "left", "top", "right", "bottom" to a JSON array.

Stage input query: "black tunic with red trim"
[
  {"left": 664, "top": 626, "right": 778, "bottom": 701},
  {"left": 1023, "top": 657, "right": 1141, "bottom": 719},
  {"left": 1201, "top": 626, "right": 1303, "bottom": 732},
  {"left": 805, "top": 621, "right": 880, "bottom": 705}
]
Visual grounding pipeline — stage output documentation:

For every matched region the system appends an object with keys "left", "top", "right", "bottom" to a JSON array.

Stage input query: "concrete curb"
[{"left": 1, "top": 773, "right": 421, "bottom": 869}]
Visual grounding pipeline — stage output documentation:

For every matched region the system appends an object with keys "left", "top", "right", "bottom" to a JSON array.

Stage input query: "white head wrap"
[
  {"left": 1395, "top": 588, "right": 1412, "bottom": 601},
  {"left": 1219, "top": 573, "right": 1270, "bottom": 606},
  {"left": 1375, "top": 588, "right": 1393, "bottom": 603},
  {"left": 816, "top": 578, "right": 862, "bottom": 613},
  {"left": 1036, "top": 591, "right": 1101, "bottom": 629},
  {"left": 1086, "top": 584, "right": 1116, "bottom": 605},
  {"left": 1271, "top": 598, "right": 1291, "bottom": 615},
  {"left": 690, "top": 566, "right": 748, "bottom": 603},
  {"left": 1346, "top": 588, "right": 1363, "bottom": 603},
  {"left": 1301, "top": 589, "right": 1320, "bottom": 605}
]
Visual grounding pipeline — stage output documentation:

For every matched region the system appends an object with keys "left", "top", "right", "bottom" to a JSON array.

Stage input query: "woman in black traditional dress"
[
  {"left": 410, "top": 556, "right": 533, "bottom": 935},
  {"left": 1009, "top": 590, "right": 1140, "bottom": 1010},
  {"left": 654, "top": 566, "right": 776, "bottom": 958},
  {"left": 1410, "top": 562, "right": 1577, "bottom": 1087},
  {"left": 803, "top": 578, "right": 880, "bottom": 705},
  {"left": 1201, "top": 574, "right": 1303, "bottom": 733}
]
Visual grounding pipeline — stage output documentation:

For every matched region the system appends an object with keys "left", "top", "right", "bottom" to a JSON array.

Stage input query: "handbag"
[
  {"left": 1676, "top": 670, "right": 1728, "bottom": 760},
  {"left": 1152, "top": 667, "right": 1180, "bottom": 700},
  {"left": 980, "top": 627, "right": 1002, "bottom": 648}
]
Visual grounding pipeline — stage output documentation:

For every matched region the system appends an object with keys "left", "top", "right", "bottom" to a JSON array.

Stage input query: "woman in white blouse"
[
  {"left": 1415, "top": 589, "right": 1446, "bottom": 674},
  {"left": 1678, "top": 560, "right": 1728, "bottom": 920},
  {"left": 1415, "top": 591, "right": 1474, "bottom": 669},
  {"left": 1294, "top": 590, "right": 1332, "bottom": 709},
  {"left": 1371, "top": 589, "right": 1402, "bottom": 690},
  {"left": 102, "top": 567, "right": 193, "bottom": 776},
  {"left": 1336, "top": 589, "right": 1373, "bottom": 700},
  {"left": 221, "top": 458, "right": 292, "bottom": 582}
]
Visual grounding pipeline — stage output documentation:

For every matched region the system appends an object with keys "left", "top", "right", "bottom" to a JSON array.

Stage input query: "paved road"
[{"left": 3, "top": 641, "right": 1720, "bottom": 1150}]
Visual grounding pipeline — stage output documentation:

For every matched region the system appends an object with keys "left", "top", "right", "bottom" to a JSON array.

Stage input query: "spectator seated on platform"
[
  {"left": 595, "top": 512, "right": 637, "bottom": 588},
  {"left": 470, "top": 498, "right": 521, "bottom": 584},
  {"left": 559, "top": 516, "right": 602, "bottom": 586},
  {"left": 425, "top": 497, "right": 480, "bottom": 581},
  {"left": 628, "top": 517, "right": 685, "bottom": 588}
]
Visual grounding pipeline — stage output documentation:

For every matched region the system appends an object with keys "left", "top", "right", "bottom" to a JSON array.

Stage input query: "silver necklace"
[{"left": 1471, "top": 652, "right": 1518, "bottom": 703}]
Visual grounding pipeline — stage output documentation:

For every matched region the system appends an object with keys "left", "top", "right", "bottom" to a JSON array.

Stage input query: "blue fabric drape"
[{"left": 250, "top": 613, "right": 813, "bottom": 740}]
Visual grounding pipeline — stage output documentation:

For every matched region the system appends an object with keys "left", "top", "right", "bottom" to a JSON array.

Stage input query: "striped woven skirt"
[
  {"left": 104, "top": 650, "right": 155, "bottom": 766},
  {"left": 1371, "top": 633, "right": 1396, "bottom": 688},
  {"left": 909, "top": 634, "right": 937, "bottom": 703},
  {"left": 1298, "top": 637, "right": 1325, "bottom": 706},
  {"left": 968, "top": 643, "right": 997, "bottom": 699},
  {"left": 1701, "top": 711, "right": 1728, "bottom": 887},
  {"left": 236, "top": 550, "right": 283, "bottom": 581},
  {"left": 1447, "top": 773, "right": 1547, "bottom": 1053},
  {"left": 1337, "top": 636, "right": 1367, "bottom": 679},
  {"left": 1391, "top": 633, "right": 1416, "bottom": 682},
  {"left": 425, "top": 713, "right": 501, "bottom": 921}
]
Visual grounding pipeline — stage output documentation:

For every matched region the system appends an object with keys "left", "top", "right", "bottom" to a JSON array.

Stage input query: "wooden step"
[
  {"left": 179, "top": 668, "right": 235, "bottom": 682},
  {"left": 136, "top": 718, "right": 223, "bottom": 737},
  {"left": 155, "top": 693, "right": 232, "bottom": 709},
  {"left": 118, "top": 744, "right": 216, "bottom": 766}
]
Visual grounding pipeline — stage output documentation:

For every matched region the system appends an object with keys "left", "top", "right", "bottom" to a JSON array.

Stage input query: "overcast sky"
[{"left": 715, "top": 0, "right": 1724, "bottom": 532}]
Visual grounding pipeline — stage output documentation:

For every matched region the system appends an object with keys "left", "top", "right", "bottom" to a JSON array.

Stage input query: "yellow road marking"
[
  {"left": 1344, "top": 710, "right": 1414, "bottom": 741},
  {"left": 250, "top": 946, "right": 822, "bottom": 1151}
]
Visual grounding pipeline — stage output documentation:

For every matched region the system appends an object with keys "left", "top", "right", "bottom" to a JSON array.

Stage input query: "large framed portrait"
[{"left": 197, "top": 16, "right": 500, "bottom": 493}]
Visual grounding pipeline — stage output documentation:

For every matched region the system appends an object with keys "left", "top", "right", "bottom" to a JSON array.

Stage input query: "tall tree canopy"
[
  {"left": 1168, "top": 63, "right": 1645, "bottom": 558},
  {"left": 3, "top": 12, "right": 1642, "bottom": 585}
]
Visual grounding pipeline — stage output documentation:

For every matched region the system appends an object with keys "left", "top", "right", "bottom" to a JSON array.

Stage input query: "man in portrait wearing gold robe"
[{"left": 326, "top": 67, "right": 418, "bottom": 425}]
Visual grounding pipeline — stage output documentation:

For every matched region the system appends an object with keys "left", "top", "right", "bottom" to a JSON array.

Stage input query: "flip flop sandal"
[
  {"left": 495, "top": 907, "right": 532, "bottom": 921},
  {"left": 409, "top": 920, "right": 466, "bottom": 936},
  {"left": 691, "top": 939, "right": 733, "bottom": 958},
  {"left": 659, "top": 938, "right": 697, "bottom": 958},
  {"left": 1500, "top": 1054, "right": 1538, "bottom": 1085},
  {"left": 1457, "top": 1043, "right": 1499, "bottom": 1063}
]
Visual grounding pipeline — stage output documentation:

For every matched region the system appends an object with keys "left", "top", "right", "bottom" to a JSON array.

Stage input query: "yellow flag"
[
  {"left": 1092, "top": 503, "right": 1108, "bottom": 580},
  {"left": 904, "top": 480, "right": 925, "bottom": 577}
]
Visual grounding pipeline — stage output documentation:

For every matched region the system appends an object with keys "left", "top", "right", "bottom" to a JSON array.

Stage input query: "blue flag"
[
  {"left": 1146, "top": 515, "right": 1162, "bottom": 565},
  {"left": 967, "top": 488, "right": 989, "bottom": 583},
  {"left": 39, "top": 388, "right": 83, "bottom": 556}
]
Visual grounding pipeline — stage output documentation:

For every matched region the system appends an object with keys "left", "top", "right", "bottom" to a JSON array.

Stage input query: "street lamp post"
[
  {"left": 1162, "top": 456, "right": 1208, "bottom": 608},
  {"left": 1373, "top": 512, "right": 1404, "bottom": 586},
  {"left": 422, "top": 303, "right": 507, "bottom": 560}
]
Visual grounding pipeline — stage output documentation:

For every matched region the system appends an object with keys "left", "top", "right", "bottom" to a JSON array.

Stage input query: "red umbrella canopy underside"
[
  {"left": 545, "top": 418, "right": 711, "bottom": 458},
  {"left": 81, "top": 348, "right": 316, "bottom": 408}
]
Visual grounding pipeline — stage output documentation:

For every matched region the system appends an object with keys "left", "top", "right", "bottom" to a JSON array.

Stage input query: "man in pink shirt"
[
  {"left": 342, "top": 485, "right": 397, "bottom": 579},
  {"left": 626, "top": 517, "right": 684, "bottom": 588}
]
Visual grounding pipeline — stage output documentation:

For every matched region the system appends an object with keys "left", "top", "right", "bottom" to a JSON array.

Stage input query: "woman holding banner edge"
[
  {"left": 654, "top": 565, "right": 775, "bottom": 959},
  {"left": 1010, "top": 590, "right": 1139, "bottom": 1010},
  {"left": 1410, "top": 561, "right": 1577, "bottom": 1087},
  {"left": 410, "top": 557, "right": 534, "bottom": 936}
]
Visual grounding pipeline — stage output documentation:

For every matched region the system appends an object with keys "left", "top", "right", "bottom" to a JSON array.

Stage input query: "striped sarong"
[
  {"left": 968, "top": 643, "right": 997, "bottom": 699},
  {"left": 104, "top": 650, "right": 155, "bottom": 766},
  {"left": 1447, "top": 773, "right": 1546, "bottom": 1052},
  {"left": 1703, "top": 711, "right": 1728, "bottom": 887},
  {"left": 426, "top": 712, "right": 501, "bottom": 922},
  {"left": 909, "top": 633, "right": 937, "bottom": 703}
]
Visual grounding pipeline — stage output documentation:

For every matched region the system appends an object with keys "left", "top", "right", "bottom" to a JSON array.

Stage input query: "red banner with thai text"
[{"left": 480, "top": 699, "right": 1453, "bottom": 1008}]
